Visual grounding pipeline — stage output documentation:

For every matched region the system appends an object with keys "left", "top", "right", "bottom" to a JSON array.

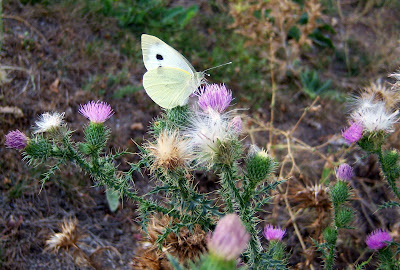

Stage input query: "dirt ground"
[{"left": 1, "top": 1, "right": 400, "bottom": 269}]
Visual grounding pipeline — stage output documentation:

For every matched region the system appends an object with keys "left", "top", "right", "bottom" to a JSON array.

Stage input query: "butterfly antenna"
[{"left": 203, "top": 62, "right": 232, "bottom": 73}]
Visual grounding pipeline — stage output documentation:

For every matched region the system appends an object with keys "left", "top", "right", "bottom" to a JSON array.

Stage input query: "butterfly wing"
[
  {"left": 141, "top": 34, "right": 196, "bottom": 74},
  {"left": 143, "top": 67, "right": 195, "bottom": 109}
]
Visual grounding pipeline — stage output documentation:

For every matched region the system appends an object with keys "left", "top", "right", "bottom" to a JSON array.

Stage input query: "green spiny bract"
[
  {"left": 358, "top": 131, "right": 387, "bottom": 153},
  {"left": 214, "top": 138, "right": 243, "bottom": 167},
  {"left": 24, "top": 136, "right": 52, "bottom": 159},
  {"left": 377, "top": 247, "right": 396, "bottom": 270},
  {"left": 166, "top": 105, "right": 190, "bottom": 128},
  {"left": 150, "top": 117, "right": 169, "bottom": 136},
  {"left": 330, "top": 181, "right": 349, "bottom": 207},
  {"left": 267, "top": 240, "right": 287, "bottom": 262},
  {"left": 198, "top": 253, "right": 237, "bottom": 270},
  {"left": 335, "top": 206, "right": 353, "bottom": 228},
  {"left": 82, "top": 122, "right": 109, "bottom": 155},
  {"left": 383, "top": 150, "right": 400, "bottom": 169},
  {"left": 323, "top": 226, "right": 337, "bottom": 246},
  {"left": 245, "top": 150, "right": 277, "bottom": 184}
]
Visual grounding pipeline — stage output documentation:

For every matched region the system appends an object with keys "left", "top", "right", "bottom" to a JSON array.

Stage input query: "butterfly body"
[{"left": 141, "top": 34, "right": 204, "bottom": 109}]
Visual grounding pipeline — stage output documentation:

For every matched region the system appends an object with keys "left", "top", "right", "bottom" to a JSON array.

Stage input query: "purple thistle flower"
[
  {"left": 198, "top": 84, "right": 232, "bottom": 113},
  {"left": 342, "top": 121, "right": 363, "bottom": 144},
  {"left": 207, "top": 214, "right": 250, "bottom": 261},
  {"left": 335, "top": 163, "right": 354, "bottom": 181},
  {"left": 79, "top": 101, "right": 114, "bottom": 123},
  {"left": 366, "top": 229, "right": 392, "bottom": 250},
  {"left": 5, "top": 130, "right": 28, "bottom": 150},
  {"left": 263, "top": 224, "right": 286, "bottom": 242}
]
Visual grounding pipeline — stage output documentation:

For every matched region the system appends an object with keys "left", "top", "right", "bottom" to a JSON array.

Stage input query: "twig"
[
  {"left": 0, "top": 64, "right": 35, "bottom": 93},
  {"left": 2, "top": 14, "right": 49, "bottom": 45},
  {"left": 289, "top": 96, "right": 320, "bottom": 136},
  {"left": 268, "top": 36, "right": 277, "bottom": 152}
]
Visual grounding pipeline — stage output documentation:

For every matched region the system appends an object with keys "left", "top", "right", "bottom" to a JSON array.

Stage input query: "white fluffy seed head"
[
  {"left": 185, "top": 110, "right": 238, "bottom": 166},
  {"left": 351, "top": 101, "right": 398, "bottom": 133},
  {"left": 34, "top": 112, "right": 65, "bottom": 134}
]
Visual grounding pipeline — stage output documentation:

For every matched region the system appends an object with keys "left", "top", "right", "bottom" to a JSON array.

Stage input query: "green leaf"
[
  {"left": 167, "top": 254, "right": 185, "bottom": 270},
  {"left": 355, "top": 254, "right": 373, "bottom": 270},
  {"left": 309, "top": 29, "right": 334, "bottom": 49},
  {"left": 298, "top": 12, "right": 308, "bottom": 24},
  {"left": 288, "top": 26, "right": 301, "bottom": 42},
  {"left": 106, "top": 186, "right": 120, "bottom": 212},
  {"left": 378, "top": 201, "right": 400, "bottom": 210}
]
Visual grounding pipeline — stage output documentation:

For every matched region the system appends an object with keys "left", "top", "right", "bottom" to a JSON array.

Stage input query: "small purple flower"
[
  {"left": 198, "top": 84, "right": 232, "bottom": 113},
  {"left": 230, "top": 116, "right": 242, "bottom": 134},
  {"left": 335, "top": 163, "right": 354, "bottom": 181},
  {"left": 263, "top": 224, "right": 286, "bottom": 242},
  {"left": 207, "top": 214, "right": 250, "bottom": 261},
  {"left": 366, "top": 229, "right": 392, "bottom": 250},
  {"left": 342, "top": 121, "right": 363, "bottom": 144},
  {"left": 79, "top": 101, "right": 114, "bottom": 123},
  {"left": 5, "top": 130, "right": 28, "bottom": 150}
]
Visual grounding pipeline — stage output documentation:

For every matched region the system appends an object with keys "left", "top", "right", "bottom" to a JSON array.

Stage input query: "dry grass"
[{"left": 230, "top": 0, "right": 324, "bottom": 80}]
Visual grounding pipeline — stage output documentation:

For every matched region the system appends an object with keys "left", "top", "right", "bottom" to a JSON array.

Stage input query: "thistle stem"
[
  {"left": 60, "top": 135, "right": 174, "bottom": 216},
  {"left": 219, "top": 164, "right": 261, "bottom": 265},
  {"left": 377, "top": 149, "right": 400, "bottom": 201}
]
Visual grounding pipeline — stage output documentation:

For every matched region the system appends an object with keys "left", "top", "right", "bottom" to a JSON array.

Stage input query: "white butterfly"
[{"left": 141, "top": 34, "right": 205, "bottom": 109}]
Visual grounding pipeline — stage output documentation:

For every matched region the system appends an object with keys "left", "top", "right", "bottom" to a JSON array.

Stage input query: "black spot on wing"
[{"left": 156, "top": 54, "right": 163, "bottom": 60}]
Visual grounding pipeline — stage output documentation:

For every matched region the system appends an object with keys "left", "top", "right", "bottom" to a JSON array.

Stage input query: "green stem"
[
  {"left": 377, "top": 149, "right": 400, "bottom": 201},
  {"left": 219, "top": 165, "right": 261, "bottom": 265},
  {"left": 60, "top": 135, "right": 175, "bottom": 217},
  {"left": 325, "top": 240, "right": 336, "bottom": 270},
  {"left": 378, "top": 247, "right": 396, "bottom": 270}
]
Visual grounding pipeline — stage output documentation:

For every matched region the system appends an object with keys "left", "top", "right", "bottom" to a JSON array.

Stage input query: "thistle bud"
[
  {"left": 24, "top": 136, "right": 52, "bottom": 159},
  {"left": 245, "top": 147, "right": 277, "bottom": 183},
  {"left": 335, "top": 207, "right": 353, "bottom": 228},
  {"left": 5, "top": 130, "right": 28, "bottom": 150},
  {"left": 330, "top": 181, "right": 349, "bottom": 206},
  {"left": 207, "top": 214, "right": 250, "bottom": 261},
  {"left": 383, "top": 150, "right": 400, "bottom": 169},
  {"left": 335, "top": 163, "right": 353, "bottom": 181},
  {"left": 323, "top": 227, "right": 337, "bottom": 246},
  {"left": 166, "top": 105, "right": 190, "bottom": 127}
]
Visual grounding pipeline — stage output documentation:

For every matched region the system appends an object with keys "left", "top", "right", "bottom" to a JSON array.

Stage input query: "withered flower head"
[
  {"left": 45, "top": 217, "right": 81, "bottom": 253},
  {"left": 146, "top": 130, "right": 192, "bottom": 172},
  {"left": 131, "top": 214, "right": 207, "bottom": 269},
  {"left": 288, "top": 182, "right": 331, "bottom": 236},
  {"left": 361, "top": 81, "right": 400, "bottom": 110}
]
